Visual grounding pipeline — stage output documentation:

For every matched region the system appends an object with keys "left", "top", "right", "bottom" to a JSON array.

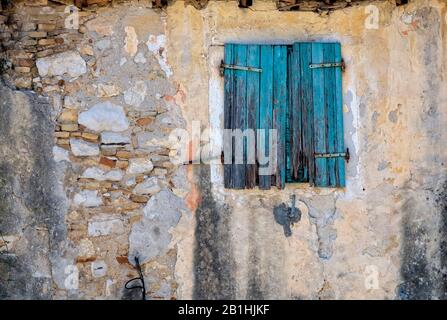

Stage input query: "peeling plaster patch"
[
  {"left": 124, "top": 26, "right": 138, "bottom": 57},
  {"left": 345, "top": 89, "right": 359, "bottom": 158},
  {"left": 343, "top": 84, "right": 362, "bottom": 197},
  {"left": 208, "top": 46, "right": 225, "bottom": 187},
  {"left": 86, "top": 15, "right": 115, "bottom": 36},
  {"left": 146, "top": 35, "right": 172, "bottom": 77},
  {"left": 305, "top": 196, "right": 338, "bottom": 260}
]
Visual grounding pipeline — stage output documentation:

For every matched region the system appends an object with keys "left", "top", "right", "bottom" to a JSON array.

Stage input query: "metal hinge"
[
  {"left": 314, "top": 148, "right": 350, "bottom": 162},
  {"left": 309, "top": 60, "right": 345, "bottom": 71},
  {"left": 220, "top": 60, "right": 262, "bottom": 76}
]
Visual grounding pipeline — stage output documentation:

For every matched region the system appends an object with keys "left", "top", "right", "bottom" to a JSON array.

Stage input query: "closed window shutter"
[
  {"left": 289, "top": 42, "right": 345, "bottom": 187},
  {"left": 224, "top": 42, "right": 345, "bottom": 189},
  {"left": 223, "top": 44, "right": 288, "bottom": 190},
  {"left": 223, "top": 43, "right": 253, "bottom": 189}
]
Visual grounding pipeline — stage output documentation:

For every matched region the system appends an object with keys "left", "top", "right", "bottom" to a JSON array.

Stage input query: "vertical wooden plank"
[
  {"left": 232, "top": 44, "right": 247, "bottom": 189},
  {"left": 246, "top": 45, "right": 260, "bottom": 189},
  {"left": 288, "top": 44, "right": 300, "bottom": 182},
  {"left": 334, "top": 43, "right": 346, "bottom": 187},
  {"left": 223, "top": 44, "right": 234, "bottom": 188},
  {"left": 285, "top": 48, "right": 293, "bottom": 182},
  {"left": 273, "top": 45, "right": 288, "bottom": 189},
  {"left": 324, "top": 43, "right": 337, "bottom": 187},
  {"left": 312, "top": 43, "right": 328, "bottom": 187},
  {"left": 258, "top": 45, "right": 273, "bottom": 190},
  {"left": 300, "top": 43, "right": 314, "bottom": 185}
]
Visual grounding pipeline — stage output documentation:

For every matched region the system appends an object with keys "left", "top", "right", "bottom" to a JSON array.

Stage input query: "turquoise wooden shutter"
[
  {"left": 224, "top": 42, "right": 345, "bottom": 189},
  {"left": 289, "top": 42, "right": 346, "bottom": 187},
  {"left": 223, "top": 44, "right": 288, "bottom": 190},
  {"left": 312, "top": 42, "right": 345, "bottom": 187},
  {"left": 223, "top": 43, "right": 256, "bottom": 189},
  {"left": 294, "top": 43, "right": 346, "bottom": 187}
]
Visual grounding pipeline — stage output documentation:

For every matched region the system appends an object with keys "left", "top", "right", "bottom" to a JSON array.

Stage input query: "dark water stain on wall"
[
  {"left": 397, "top": 6, "right": 447, "bottom": 300},
  {"left": 398, "top": 202, "right": 433, "bottom": 300},
  {"left": 400, "top": 182, "right": 447, "bottom": 300},
  {"left": 246, "top": 215, "right": 263, "bottom": 300},
  {"left": 0, "top": 83, "right": 68, "bottom": 299},
  {"left": 193, "top": 164, "right": 236, "bottom": 299},
  {"left": 436, "top": 181, "right": 447, "bottom": 299}
]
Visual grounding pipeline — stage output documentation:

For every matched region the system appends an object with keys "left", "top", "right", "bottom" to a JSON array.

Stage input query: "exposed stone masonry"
[{"left": 1, "top": 0, "right": 190, "bottom": 299}]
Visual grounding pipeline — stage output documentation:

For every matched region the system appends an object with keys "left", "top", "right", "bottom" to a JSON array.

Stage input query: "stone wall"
[
  {"left": 0, "top": 0, "right": 446, "bottom": 300},
  {"left": 1, "top": 0, "right": 191, "bottom": 300}
]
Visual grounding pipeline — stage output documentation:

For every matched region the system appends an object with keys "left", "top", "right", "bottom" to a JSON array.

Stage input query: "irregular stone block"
[
  {"left": 61, "top": 124, "right": 78, "bottom": 132},
  {"left": 78, "top": 101, "right": 129, "bottom": 132},
  {"left": 97, "top": 83, "right": 120, "bottom": 97},
  {"left": 36, "top": 51, "right": 87, "bottom": 78},
  {"left": 91, "top": 260, "right": 107, "bottom": 278},
  {"left": 81, "top": 167, "right": 123, "bottom": 181},
  {"left": 101, "top": 132, "right": 131, "bottom": 145},
  {"left": 127, "top": 158, "right": 154, "bottom": 175},
  {"left": 73, "top": 190, "right": 102, "bottom": 207},
  {"left": 99, "top": 156, "right": 116, "bottom": 168},
  {"left": 77, "top": 239, "right": 95, "bottom": 262},
  {"left": 53, "top": 146, "right": 70, "bottom": 163},
  {"left": 130, "top": 194, "right": 149, "bottom": 203},
  {"left": 70, "top": 138, "right": 100, "bottom": 157},
  {"left": 88, "top": 217, "right": 124, "bottom": 237},
  {"left": 133, "top": 177, "right": 161, "bottom": 195},
  {"left": 58, "top": 109, "right": 78, "bottom": 124},
  {"left": 136, "top": 131, "right": 171, "bottom": 149}
]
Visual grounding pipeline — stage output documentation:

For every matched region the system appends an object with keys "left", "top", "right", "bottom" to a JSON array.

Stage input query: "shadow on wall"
[
  {"left": 397, "top": 180, "right": 447, "bottom": 300},
  {"left": 193, "top": 164, "right": 236, "bottom": 299}
]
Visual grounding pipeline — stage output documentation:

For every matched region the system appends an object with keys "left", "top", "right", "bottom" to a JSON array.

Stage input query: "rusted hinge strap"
[
  {"left": 315, "top": 148, "right": 350, "bottom": 162},
  {"left": 220, "top": 60, "right": 262, "bottom": 76},
  {"left": 309, "top": 61, "right": 345, "bottom": 71}
]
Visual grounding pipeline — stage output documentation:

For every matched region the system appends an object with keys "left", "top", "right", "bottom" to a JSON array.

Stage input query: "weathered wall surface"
[{"left": 0, "top": 0, "right": 446, "bottom": 300}]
